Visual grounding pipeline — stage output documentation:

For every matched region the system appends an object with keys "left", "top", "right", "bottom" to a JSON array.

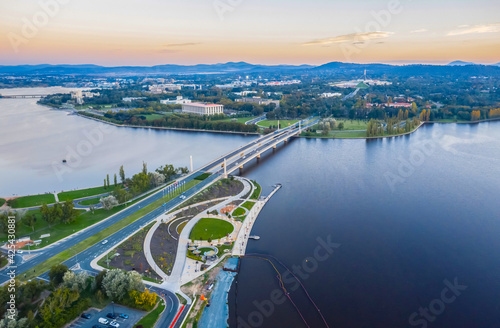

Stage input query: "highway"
[{"left": 1, "top": 117, "right": 317, "bottom": 326}]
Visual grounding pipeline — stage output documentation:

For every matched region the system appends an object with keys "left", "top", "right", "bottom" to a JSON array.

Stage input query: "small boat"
[
  {"left": 62, "top": 159, "right": 67, "bottom": 163},
  {"left": 249, "top": 235, "right": 260, "bottom": 240}
]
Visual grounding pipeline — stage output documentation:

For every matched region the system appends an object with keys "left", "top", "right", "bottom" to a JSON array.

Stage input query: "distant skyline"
[{"left": 1, "top": 0, "right": 499, "bottom": 66}]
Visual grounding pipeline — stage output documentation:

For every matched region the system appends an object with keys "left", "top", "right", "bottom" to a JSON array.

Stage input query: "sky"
[{"left": 0, "top": 0, "right": 499, "bottom": 66}]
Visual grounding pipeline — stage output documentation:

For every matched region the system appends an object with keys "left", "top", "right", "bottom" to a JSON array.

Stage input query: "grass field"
[
  {"left": 222, "top": 116, "right": 256, "bottom": 124},
  {"left": 21, "top": 179, "right": 200, "bottom": 280},
  {"left": 141, "top": 113, "right": 166, "bottom": 121},
  {"left": 134, "top": 300, "right": 165, "bottom": 328},
  {"left": 258, "top": 120, "right": 298, "bottom": 128},
  {"left": 78, "top": 197, "right": 102, "bottom": 206},
  {"left": 250, "top": 181, "right": 261, "bottom": 200},
  {"left": 241, "top": 201, "right": 255, "bottom": 211},
  {"left": 0, "top": 199, "right": 5, "bottom": 207},
  {"left": 189, "top": 218, "right": 234, "bottom": 241},
  {"left": 332, "top": 119, "right": 369, "bottom": 130},
  {"left": 194, "top": 172, "right": 211, "bottom": 181},
  {"left": 58, "top": 185, "right": 117, "bottom": 201},
  {"left": 232, "top": 207, "right": 246, "bottom": 216},
  {"left": 57, "top": 185, "right": 115, "bottom": 202},
  {"left": 8, "top": 194, "right": 56, "bottom": 208}
]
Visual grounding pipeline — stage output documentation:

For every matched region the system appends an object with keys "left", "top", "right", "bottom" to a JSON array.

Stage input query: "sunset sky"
[{"left": 0, "top": 0, "right": 499, "bottom": 66}]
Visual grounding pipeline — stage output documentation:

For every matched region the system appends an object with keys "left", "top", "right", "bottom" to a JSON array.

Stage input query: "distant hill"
[
  {"left": 447, "top": 61, "right": 477, "bottom": 66},
  {"left": 493, "top": 62, "right": 500, "bottom": 67},
  {"left": 2, "top": 61, "right": 500, "bottom": 78},
  {"left": 0, "top": 62, "right": 314, "bottom": 76}
]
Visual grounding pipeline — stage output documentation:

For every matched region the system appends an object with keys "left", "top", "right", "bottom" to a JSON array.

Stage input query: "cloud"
[
  {"left": 163, "top": 42, "right": 200, "bottom": 47},
  {"left": 448, "top": 23, "right": 500, "bottom": 36},
  {"left": 303, "top": 31, "right": 393, "bottom": 46},
  {"left": 410, "top": 28, "right": 428, "bottom": 33}
]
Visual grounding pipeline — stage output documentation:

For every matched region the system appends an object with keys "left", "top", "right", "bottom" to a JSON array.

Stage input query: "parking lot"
[{"left": 68, "top": 304, "right": 145, "bottom": 328}]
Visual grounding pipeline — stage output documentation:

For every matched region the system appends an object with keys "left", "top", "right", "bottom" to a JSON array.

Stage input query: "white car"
[
  {"left": 102, "top": 240, "right": 108, "bottom": 245},
  {"left": 17, "top": 250, "right": 23, "bottom": 254},
  {"left": 109, "top": 321, "right": 120, "bottom": 327},
  {"left": 98, "top": 318, "right": 109, "bottom": 325}
]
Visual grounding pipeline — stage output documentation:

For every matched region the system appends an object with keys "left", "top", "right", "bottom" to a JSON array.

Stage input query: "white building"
[
  {"left": 160, "top": 96, "right": 192, "bottom": 105},
  {"left": 182, "top": 103, "right": 224, "bottom": 115}
]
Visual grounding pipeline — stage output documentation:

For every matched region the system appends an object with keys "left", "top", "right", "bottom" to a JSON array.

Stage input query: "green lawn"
[
  {"left": 258, "top": 120, "right": 298, "bottom": 128},
  {"left": 222, "top": 116, "right": 256, "bottom": 124},
  {"left": 194, "top": 173, "right": 212, "bottom": 181},
  {"left": 332, "top": 119, "right": 369, "bottom": 130},
  {"left": 58, "top": 185, "right": 117, "bottom": 201},
  {"left": 250, "top": 181, "right": 261, "bottom": 200},
  {"left": 78, "top": 198, "right": 102, "bottom": 206},
  {"left": 189, "top": 218, "right": 234, "bottom": 241},
  {"left": 141, "top": 113, "right": 166, "bottom": 121},
  {"left": 232, "top": 207, "right": 246, "bottom": 216},
  {"left": 134, "top": 300, "right": 165, "bottom": 328},
  {"left": 241, "top": 201, "right": 255, "bottom": 211},
  {"left": 0, "top": 198, "right": 5, "bottom": 207},
  {"left": 8, "top": 194, "right": 56, "bottom": 208},
  {"left": 21, "top": 179, "right": 200, "bottom": 280}
]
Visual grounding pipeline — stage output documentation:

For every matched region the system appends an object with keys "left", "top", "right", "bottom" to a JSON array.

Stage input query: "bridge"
[
  {"left": 0, "top": 117, "right": 318, "bottom": 326},
  {"left": 0, "top": 94, "right": 48, "bottom": 99}
]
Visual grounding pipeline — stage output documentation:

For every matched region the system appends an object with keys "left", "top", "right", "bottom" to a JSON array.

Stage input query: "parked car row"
[{"left": 81, "top": 311, "right": 128, "bottom": 328}]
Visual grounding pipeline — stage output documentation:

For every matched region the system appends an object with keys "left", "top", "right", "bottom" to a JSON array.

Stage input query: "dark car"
[
  {"left": 92, "top": 325, "right": 104, "bottom": 328},
  {"left": 119, "top": 313, "right": 129, "bottom": 319},
  {"left": 81, "top": 313, "right": 92, "bottom": 319},
  {"left": 106, "top": 313, "right": 117, "bottom": 319}
]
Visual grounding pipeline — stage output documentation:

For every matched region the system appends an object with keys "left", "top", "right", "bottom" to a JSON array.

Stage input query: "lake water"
[
  {"left": 230, "top": 122, "right": 500, "bottom": 327},
  {"left": 2, "top": 88, "right": 500, "bottom": 328}
]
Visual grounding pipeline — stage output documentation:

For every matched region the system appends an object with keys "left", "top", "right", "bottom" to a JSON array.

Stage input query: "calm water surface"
[{"left": 231, "top": 122, "right": 500, "bottom": 328}]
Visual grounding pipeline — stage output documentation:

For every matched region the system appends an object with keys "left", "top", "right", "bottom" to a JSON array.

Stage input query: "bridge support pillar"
[
  {"left": 257, "top": 153, "right": 261, "bottom": 159},
  {"left": 273, "top": 144, "right": 276, "bottom": 150},
  {"left": 223, "top": 158, "right": 227, "bottom": 178}
]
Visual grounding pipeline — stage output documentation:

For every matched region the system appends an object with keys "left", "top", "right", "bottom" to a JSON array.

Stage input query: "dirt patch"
[
  {"left": 108, "top": 224, "right": 161, "bottom": 281},
  {"left": 220, "top": 206, "right": 236, "bottom": 214},
  {"left": 183, "top": 179, "right": 244, "bottom": 206}
]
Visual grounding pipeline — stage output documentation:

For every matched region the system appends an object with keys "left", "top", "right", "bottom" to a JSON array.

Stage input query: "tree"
[
  {"left": 107, "top": 174, "right": 110, "bottom": 188},
  {"left": 22, "top": 214, "right": 36, "bottom": 232},
  {"left": 119, "top": 165, "right": 125, "bottom": 183},
  {"left": 177, "top": 167, "right": 189, "bottom": 175},
  {"left": 102, "top": 269, "right": 144, "bottom": 301},
  {"left": 61, "top": 200, "right": 78, "bottom": 224},
  {"left": 338, "top": 122, "right": 344, "bottom": 130},
  {"left": 63, "top": 271, "right": 89, "bottom": 292},
  {"left": 130, "top": 172, "right": 150, "bottom": 195},
  {"left": 148, "top": 172, "right": 165, "bottom": 187},
  {"left": 156, "top": 164, "right": 176, "bottom": 181},
  {"left": 114, "top": 174, "right": 117, "bottom": 187},
  {"left": 48, "top": 264, "right": 68, "bottom": 286},
  {"left": 113, "top": 186, "right": 131, "bottom": 204},
  {"left": 104, "top": 178, "right": 107, "bottom": 190},
  {"left": 142, "top": 161, "right": 148, "bottom": 175},
  {"left": 100, "top": 195, "right": 118, "bottom": 210}
]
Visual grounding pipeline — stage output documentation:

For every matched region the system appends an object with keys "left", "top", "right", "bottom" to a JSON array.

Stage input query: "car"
[
  {"left": 118, "top": 313, "right": 129, "bottom": 319},
  {"left": 17, "top": 250, "right": 23, "bottom": 254},
  {"left": 81, "top": 313, "right": 92, "bottom": 319},
  {"left": 102, "top": 240, "right": 108, "bottom": 245},
  {"left": 98, "top": 318, "right": 109, "bottom": 325},
  {"left": 109, "top": 321, "right": 120, "bottom": 327},
  {"left": 106, "top": 313, "right": 117, "bottom": 319}
]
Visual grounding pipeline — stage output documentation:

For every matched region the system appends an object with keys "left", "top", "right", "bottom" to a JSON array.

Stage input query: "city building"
[
  {"left": 321, "top": 92, "right": 342, "bottom": 98},
  {"left": 160, "top": 96, "right": 192, "bottom": 105},
  {"left": 182, "top": 103, "right": 224, "bottom": 115},
  {"left": 236, "top": 97, "right": 280, "bottom": 108}
]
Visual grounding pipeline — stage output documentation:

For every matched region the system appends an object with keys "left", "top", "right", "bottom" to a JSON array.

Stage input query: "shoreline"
[{"left": 76, "top": 112, "right": 261, "bottom": 136}]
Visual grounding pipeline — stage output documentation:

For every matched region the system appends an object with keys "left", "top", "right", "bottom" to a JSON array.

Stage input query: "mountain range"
[{"left": 1, "top": 61, "right": 499, "bottom": 76}]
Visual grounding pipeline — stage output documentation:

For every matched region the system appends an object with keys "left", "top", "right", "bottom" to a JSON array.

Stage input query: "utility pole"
[
  {"left": 190, "top": 155, "right": 193, "bottom": 172},
  {"left": 224, "top": 158, "right": 227, "bottom": 178}
]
